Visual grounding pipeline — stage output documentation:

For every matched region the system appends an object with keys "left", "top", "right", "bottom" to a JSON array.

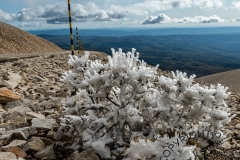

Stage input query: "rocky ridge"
[
  {"left": 0, "top": 51, "right": 239, "bottom": 159},
  {"left": 0, "top": 22, "right": 63, "bottom": 54}
]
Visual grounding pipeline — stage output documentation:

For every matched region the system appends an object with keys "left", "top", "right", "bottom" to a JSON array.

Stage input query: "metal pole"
[
  {"left": 76, "top": 27, "right": 79, "bottom": 53},
  {"left": 68, "top": 0, "right": 74, "bottom": 55}
]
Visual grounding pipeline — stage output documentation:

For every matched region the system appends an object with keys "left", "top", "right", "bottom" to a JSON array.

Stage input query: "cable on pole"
[{"left": 68, "top": 0, "right": 74, "bottom": 55}]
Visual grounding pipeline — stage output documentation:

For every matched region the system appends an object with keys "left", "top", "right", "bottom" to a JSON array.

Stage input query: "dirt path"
[
  {"left": 0, "top": 50, "right": 108, "bottom": 63},
  {"left": 0, "top": 51, "right": 69, "bottom": 63}
]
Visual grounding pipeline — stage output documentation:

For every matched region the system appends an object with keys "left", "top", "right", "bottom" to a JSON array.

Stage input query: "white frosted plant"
[{"left": 58, "top": 48, "right": 235, "bottom": 159}]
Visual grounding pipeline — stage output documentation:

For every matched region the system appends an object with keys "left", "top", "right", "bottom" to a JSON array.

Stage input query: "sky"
[{"left": 1, "top": 0, "right": 240, "bottom": 30}]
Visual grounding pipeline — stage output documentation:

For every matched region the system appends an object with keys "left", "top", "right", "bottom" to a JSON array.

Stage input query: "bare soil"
[{"left": 0, "top": 22, "right": 63, "bottom": 54}]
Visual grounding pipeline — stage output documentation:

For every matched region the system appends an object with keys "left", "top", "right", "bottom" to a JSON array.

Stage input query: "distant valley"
[{"left": 30, "top": 27, "right": 240, "bottom": 77}]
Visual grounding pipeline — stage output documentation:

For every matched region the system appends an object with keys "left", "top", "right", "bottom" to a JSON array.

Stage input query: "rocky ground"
[{"left": 0, "top": 51, "right": 240, "bottom": 160}]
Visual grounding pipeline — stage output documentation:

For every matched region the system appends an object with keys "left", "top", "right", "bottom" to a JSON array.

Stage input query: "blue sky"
[{"left": 1, "top": 0, "right": 240, "bottom": 30}]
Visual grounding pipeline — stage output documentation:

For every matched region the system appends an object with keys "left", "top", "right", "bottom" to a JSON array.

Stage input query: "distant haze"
[
  {"left": 34, "top": 27, "right": 240, "bottom": 77},
  {"left": 28, "top": 27, "right": 240, "bottom": 36}
]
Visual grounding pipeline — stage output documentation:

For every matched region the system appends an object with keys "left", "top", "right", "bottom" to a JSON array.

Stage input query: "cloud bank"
[
  {"left": 1, "top": 2, "right": 126, "bottom": 24},
  {"left": 0, "top": 0, "right": 226, "bottom": 24},
  {"left": 142, "top": 14, "right": 225, "bottom": 24}
]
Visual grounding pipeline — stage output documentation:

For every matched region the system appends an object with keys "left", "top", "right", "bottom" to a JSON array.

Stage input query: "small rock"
[
  {"left": 46, "top": 131, "right": 55, "bottom": 139},
  {"left": 35, "top": 75, "right": 45, "bottom": 82},
  {"left": 219, "top": 141, "right": 232, "bottom": 149},
  {"left": 236, "top": 132, "right": 240, "bottom": 140},
  {"left": 5, "top": 111, "right": 27, "bottom": 123},
  {"left": 37, "top": 137, "right": 53, "bottom": 146},
  {"left": 46, "top": 114, "right": 57, "bottom": 119},
  {"left": 0, "top": 134, "right": 11, "bottom": 146},
  {"left": 236, "top": 123, "right": 240, "bottom": 129},
  {"left": 0, "top": 87, "right": 21, "bottom": 104},
  {"left": 7, "top": 147, "right": 27, "bottom": 159},
  {"left": 0, "top": 122, "right": 29, "bottom": 131},
  {"left": 233, "top": 150, "right": 240, "bottom": 158},
  {"left": 34, "top": 145, "right": 55, "bottom": 159},
  {"left": 42, "top": 109, "right": 55, "bottom": 116},
  {"left": 68, "top": 148, "right": 100, "bottom": 160},
  {"left": 31, "top": 118, "right": 56, "bottom": 132},
  {"left": 228, "top": 118, "right": 240, "bottom": 126},
  {"left": 0, "top": 128, "right": 5, "bottom": 136},
  {"left": 0, "top": 127, "right": 36, "bottom": 146},
  {"left": 28, "top": 126, "right": 38, "bottom": 135},
  {"left": 0, "top": 151, "right": 17, "bottom": 159},
  {"left": 5, "top": 72, "right": 22, "bottom": 89},
  {"left": 8, "top": 105, "right": 32, "bottom": 114},
  {"left": 23, "top": 137, "right": 45, "bottom": 154},
  {"left": 0, "top": 104, "right": 4, "bottom": 110}
]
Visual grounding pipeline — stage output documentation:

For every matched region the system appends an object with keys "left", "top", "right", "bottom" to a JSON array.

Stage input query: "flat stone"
[
  {"left": 6, "top": 127, "right": 30, "bottom": 140},
  {"left": 6, "top": 72, "right": 22, "bottom": 89},
  {"left": 4, "top": 101, "right": 23, "bottom": 110},
  {"left": 229, "top": 118, "right": 240, "bottom": 126},
  {"left": 26, "top": 112, "right": 45, "bottom": 119},
  {"left": 8, "top": 106, "right": 32, "bottom": 114},
  {"left": 68, "top": 148, "right": 100, "bottom": 160},
  {"left": 34, "top": 145, "right": 55, "bottom": 160},
  {"left": 0, "top": 123, "right": 29, "bottom": 131},
  {"left": 0, "top": 87, "right": 21, "bottom": 104},
  {"left": 1, "top": 140, "right": 27, "bottom": 149},
  {"left": 23, "top": 137, "right": 45, "bottom": 154},
  {"left": 31, "top": 118, "right": 56, "bottom": 132},
  {"left": 0, "top": 151, "right": 17, "bottom": 159},
  {"left": 5, "top": 111, "right": 27, "bottom": 123},
  {"left": 219, "top": 141, "right": 232, "bottom": 149}
]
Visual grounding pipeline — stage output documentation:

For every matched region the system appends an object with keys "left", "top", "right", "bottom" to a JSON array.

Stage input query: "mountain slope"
[
  {"left": 196, "top": 69, "right": 240, "bottom": 94},
  {"left": 0, "top": 22, "right": 63, "bottom": 54}
]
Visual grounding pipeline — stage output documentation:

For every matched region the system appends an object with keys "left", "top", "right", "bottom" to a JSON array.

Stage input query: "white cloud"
[
  {"left": 0, "top": 9, "right": 15, "bottom": 21},
  {"left": 142, "top": 14, "right": 225, "bottom": 24},
  {"left": 19, "top": 22, "right": 42, "bottom": 27},
  {"left": 193, "top": 0, "right": 223, "bottom": 9},
  {"left": 142, "top": 14, "right": 171, "bottom": 24},
  {"left": 232, "top": 1, "right": 240, "bottom": 10},
  {"left": 173, "top": 15, "right": 225, "bottom": 23}
]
